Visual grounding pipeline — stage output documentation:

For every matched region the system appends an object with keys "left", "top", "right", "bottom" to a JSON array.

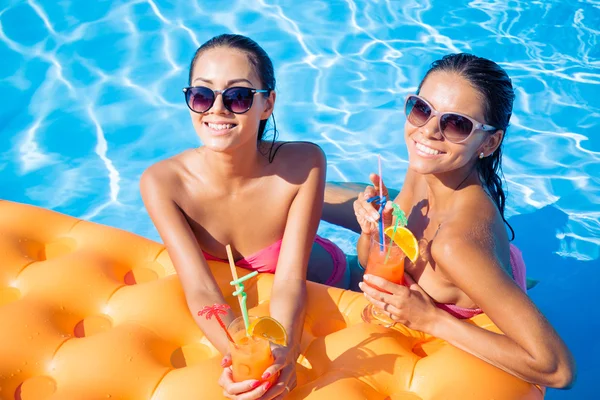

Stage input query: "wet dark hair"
[
  {"left": 418, "top": 53, "right": 516, "bottom": 240},
  {"left": 188, "top": 34, "right": 279, "bottom": 161}
]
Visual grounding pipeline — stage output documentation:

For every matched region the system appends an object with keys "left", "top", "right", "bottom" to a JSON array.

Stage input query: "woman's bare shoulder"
[
  {"left": 269, "top": 141, "right": 326, "bottom": 176},
  {"left": 271, "top": 141, "right": 325, "bottom": 161},
  {"left": 430, "top": 188, "right": 507, "bottom": 271},
  {"left": 140, "top": 150, "right": 196, "bottom": 196}
]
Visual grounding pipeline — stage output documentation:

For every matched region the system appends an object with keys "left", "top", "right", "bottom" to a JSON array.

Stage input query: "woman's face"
[
  {"left": 188, "top": 47, "right": 275, "bottom": 153},
  {"left": 404, "top": 71, "right": 496, "bottom": 176}
]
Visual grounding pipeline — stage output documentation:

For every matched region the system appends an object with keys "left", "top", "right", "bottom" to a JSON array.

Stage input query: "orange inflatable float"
[{"left": 0, "top": 200, "right": 544, "bottom": 399}]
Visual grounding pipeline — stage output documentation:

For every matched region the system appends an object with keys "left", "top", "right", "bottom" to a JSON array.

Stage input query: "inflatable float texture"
[{"left": 0, "top": 200, "right": 544, "bottom": 399}]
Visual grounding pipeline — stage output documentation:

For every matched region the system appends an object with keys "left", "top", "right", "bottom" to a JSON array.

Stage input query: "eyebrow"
[{"left": 192, "top": 77, "right": 254, "bottom": 86}]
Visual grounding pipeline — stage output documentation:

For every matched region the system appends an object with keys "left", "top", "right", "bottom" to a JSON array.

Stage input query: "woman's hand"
[
  {"left": 218, "top": 346, "right": 297, "bottom": 400},
  {"left": 218, "top": 353, "right": 269, "bottom": 400},
  {"left": 260, "top": 345, "right": 297, "bottom": 399},
  {"left": 353, "top": 173, "right": 394, "bottom": 235},
  {"left": 359, "top": 273, "right": 440, "bottom": 333}
]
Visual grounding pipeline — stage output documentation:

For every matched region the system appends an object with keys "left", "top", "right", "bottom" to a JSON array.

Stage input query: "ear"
[
  {"left": 480, "top": 129, "right": 504, "bottom": 157},
  {"left": 260, "top": 90, "right": 276, "bottom": 120}
]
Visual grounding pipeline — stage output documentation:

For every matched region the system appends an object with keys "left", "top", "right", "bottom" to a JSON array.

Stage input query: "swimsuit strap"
[{"left": 432, "top": 223, "right": 443, "bottom": 241}]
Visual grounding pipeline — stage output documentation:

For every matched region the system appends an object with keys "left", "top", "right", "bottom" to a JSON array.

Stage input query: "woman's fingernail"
[
  {"left": 251, "top": 380, "right": 261, "bottom": 389},
  {"left": 263, "top": 381, "right": 272, "bottom": 391},
  {"left": 358, "top": 282, "right": 364, "bottom": 289},
  {"left": 364, "top": 274, "right": 370, "bottom": 281},
  {"left": 262, "top": 372, "right": 271, "bottom": 380}
]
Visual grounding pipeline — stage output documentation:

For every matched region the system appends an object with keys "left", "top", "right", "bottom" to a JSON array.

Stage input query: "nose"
[
  {"left": 420, "top": 115, "right": 443, "bottom": 140},
  {"left": 208, "top": 91, "right": 229, "bottom": 114}
]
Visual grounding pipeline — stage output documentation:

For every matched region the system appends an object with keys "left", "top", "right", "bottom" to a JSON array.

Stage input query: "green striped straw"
[
  {"left": 226, "top": 244, "right": 258, "bottom": 335},
  {"left": 384, "top": 204, "right": 408, "bottom": 264},
  {"left": 230, "top": 272, "right": 258, "bottom": 333}
]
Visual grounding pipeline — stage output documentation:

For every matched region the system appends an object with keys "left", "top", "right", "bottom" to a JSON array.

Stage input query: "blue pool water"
[{"left": 1, "top": 0, "right": 598, "bottom": 398}]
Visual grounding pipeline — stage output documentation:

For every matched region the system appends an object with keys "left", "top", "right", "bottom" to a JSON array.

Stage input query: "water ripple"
[
  {"left": 0, "top": 0, "right": 598, "bottom": 269},
  {"left": 85, "top": 105, "right": 120, "bottom": 204}
]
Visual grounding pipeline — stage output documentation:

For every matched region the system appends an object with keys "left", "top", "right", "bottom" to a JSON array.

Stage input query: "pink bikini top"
[
  {"left": 202, "top": 240, "right": 283, "bottom": 274},
  {"left": 201, "top": 235, "right": 347, "bottom": 287}
]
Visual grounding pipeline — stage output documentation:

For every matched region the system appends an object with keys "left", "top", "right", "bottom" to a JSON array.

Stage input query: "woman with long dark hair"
[
  {"left": 141, "top": 34, "right": 349, "bottom": 399},
  {"left": 325, "top": 53, "right": 576, "bottom": 389}
]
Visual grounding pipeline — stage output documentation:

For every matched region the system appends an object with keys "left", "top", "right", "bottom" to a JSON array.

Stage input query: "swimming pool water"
[{"left": 1, "top": 0, "right": 598, "bottom": 398}]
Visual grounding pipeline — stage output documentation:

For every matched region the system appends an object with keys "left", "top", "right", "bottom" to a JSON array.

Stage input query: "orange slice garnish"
[
  {"left": 248, "top": 316, "right": 287, "bottom": 346},
  {"left": 384, "top": 226, "right": 419, "bottom": 263}
]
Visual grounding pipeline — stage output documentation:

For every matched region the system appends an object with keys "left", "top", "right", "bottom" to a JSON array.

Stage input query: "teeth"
[
  {"left": 416, "top": 142, "right": 440, "bottom": 155},
  {"left": 207, "top": 122, "right": 234, "bottom": 130}
]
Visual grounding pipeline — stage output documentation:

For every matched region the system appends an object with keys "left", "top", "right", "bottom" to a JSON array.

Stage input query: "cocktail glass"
[
  {"left": 227, "top": 316, "right": 276, "bottom": 384},
  {"left": 361, "top": 231, "right": 405, "bottom": 327}
]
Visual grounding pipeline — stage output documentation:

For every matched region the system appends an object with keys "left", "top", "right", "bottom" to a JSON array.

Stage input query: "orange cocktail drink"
[
  {"left": 362, "top": 231, "right": 406, "bottom": 326},
  {"left": 365, "top": 233, "right": 405, "bottom": 290},
  {"left": 228, "top": 316, "right": 276, "bottom": 383}
]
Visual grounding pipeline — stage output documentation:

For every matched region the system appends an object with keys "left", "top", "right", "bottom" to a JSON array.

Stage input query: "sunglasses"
[
  {"left": 404, "top": 95, "right": 497, "bottom": 143},
  {"left": 182, "top": 86, "right": 270, "bottom": 114}
]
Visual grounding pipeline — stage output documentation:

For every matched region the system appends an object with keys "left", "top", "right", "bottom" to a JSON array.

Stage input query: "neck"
[
  {"left": 200, "top": 141, "right": 265, "bottom": 191},
  {"left": 424, "top": 162, "right": 479, "bottom": 212}
]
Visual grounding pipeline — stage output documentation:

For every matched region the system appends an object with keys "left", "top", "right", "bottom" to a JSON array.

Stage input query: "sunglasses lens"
[
  {"left": 440, "top": 114, "right": 474, "bottom": 142},
  {"left": 223, "top": 87, "right": 254, "bottom": 113},
  {"left": 406, "top": 96, "right": 431, "bottom": 126},
  {"left": 186, "top": 87, "right": 214, "bottom": 113}
]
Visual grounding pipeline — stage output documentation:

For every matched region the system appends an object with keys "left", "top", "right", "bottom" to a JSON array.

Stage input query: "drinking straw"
[
  {"left": 198, "top": 304, "right": 235, "bottom": 343},
  {"left": 226, "top": 244, "right": 258, "bottom": 334},
  {"left": 384, "top": 204, "right": 408, "bottom": 264},
  {"left": 367, "top": 194, "right": 387, "bottom": 241},
  {"left": 378, "top": 155, "right": 385, "bottom": 252}
]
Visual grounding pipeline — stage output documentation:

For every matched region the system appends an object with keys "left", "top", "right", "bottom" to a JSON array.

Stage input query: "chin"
[
  {"left": 409, "top": 163, "right": 439, "bottom": 175},
  {"left": 197, "top": 135, "right": 233, "bottom": 152},
  {"left": 409, "top": 156, "right": 474, "bottom": 177},
  {"left": 408, "top": 155, "right": 442, "bottom": 175},
  {"left": 201, "top": 132, "right": 259, "bottom": 155}
]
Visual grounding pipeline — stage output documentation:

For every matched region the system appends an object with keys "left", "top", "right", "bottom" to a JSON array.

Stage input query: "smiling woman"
[
  {"left": 183, "top": 35, "right": 283, "bottom": 156},
  {"left": 325, "top": 53, "right": 576, "bottom": 390},
  {"left": 139, "top": 33, "right": 351, "bottom": 400}
]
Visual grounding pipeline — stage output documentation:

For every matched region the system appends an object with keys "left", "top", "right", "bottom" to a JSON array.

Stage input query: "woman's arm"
[
  {"left": 249, "top": 144, "right": 326, "bottom": 397},
  {"left": 270, "top": 144, "right": 327, "bottom": 355},
  {"left": 140, "top": 162, "right": 233, "bottom": 355},
  {"left": 430, "top": 225, "right": 576, "bottom": 388},
  {"left": 322, "top": 182, "right": 365, "bottom": 233}
]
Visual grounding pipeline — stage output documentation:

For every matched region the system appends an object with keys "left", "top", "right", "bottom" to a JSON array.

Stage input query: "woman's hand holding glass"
[
  {"left": 219, "top": 344, "right": 297, "bottom": 400},
  {"left": 359, "top": 272, "right": 439, "bottom": 334},
  {"left": 218, "top": 315, "right": 296, "bottom": 400}
]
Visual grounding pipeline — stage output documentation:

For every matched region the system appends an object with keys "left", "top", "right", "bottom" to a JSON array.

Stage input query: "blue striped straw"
[{"left": 378, "top": 155, "right": 384, "bottom": 252}]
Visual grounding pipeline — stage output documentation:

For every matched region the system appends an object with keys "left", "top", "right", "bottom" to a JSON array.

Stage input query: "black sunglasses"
[
  {"left": 182, "top": 86, "right": 270, "bottom": 114},
  {"left": 405, "top": 95, "right": 497, "bottom": 143}
]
